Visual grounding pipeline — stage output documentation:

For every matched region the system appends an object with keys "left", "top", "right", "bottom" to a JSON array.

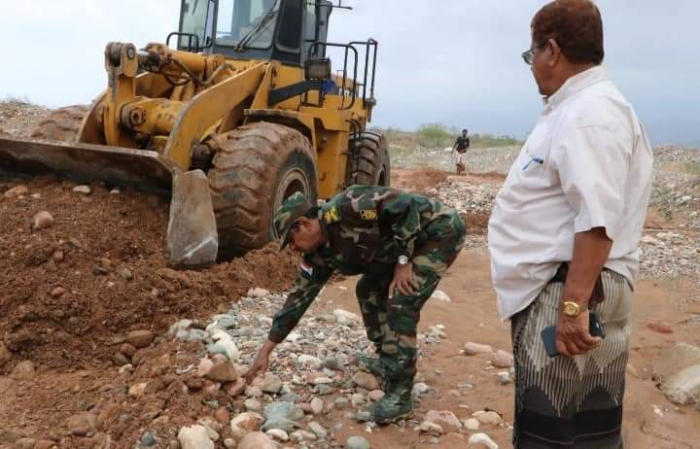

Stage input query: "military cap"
[{"left": 273, "top": 192, "right": 312, "bottom": 248}]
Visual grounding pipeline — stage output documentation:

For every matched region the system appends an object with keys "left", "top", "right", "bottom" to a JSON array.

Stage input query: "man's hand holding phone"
[{"left": 542, "top": 310, "right": 605, "bottom": 358}]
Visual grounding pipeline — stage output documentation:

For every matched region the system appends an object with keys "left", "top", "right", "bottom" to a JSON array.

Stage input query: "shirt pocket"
[{"left": 519, "top": 120, "right": 553, "bottom": 173}]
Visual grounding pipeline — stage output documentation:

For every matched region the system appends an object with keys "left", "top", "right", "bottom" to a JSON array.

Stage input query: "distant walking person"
[
  {"left": 452, "top": 128, "right": 470, "bottom": 175},
  {"left": 488, "top": 1, "right": 653, "bottom": 448}
]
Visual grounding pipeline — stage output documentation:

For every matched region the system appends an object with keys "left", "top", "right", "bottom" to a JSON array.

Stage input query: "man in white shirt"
[{"left": 487, "top": 1, "right": 653, "bottom": 447}]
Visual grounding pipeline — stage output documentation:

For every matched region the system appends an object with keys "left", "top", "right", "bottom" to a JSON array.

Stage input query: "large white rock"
[
  {"left": 653, "top": 343, "right": 700, "bottom": 380},
  {"left": 473, "top": 410, "right": 503, "bottom": 426},
  {"left": 211, "top": 331, "right": 240, "bottom": 361},
  {"left": 463, "top": 418, "right": 480, "bottom": 431},
  {"left": 178, "top": 425, "right": 214, "bottom": 449},
  {"left": 230, "top": 412, "right": 264, "bottom": 440},
  {"left": 430, "top": 290, "right": 451, "bottom": 302},
  {"left": 468, "top": 432, "right": 499, "bottom": 449},
  {"left": 265, "top": 428, "right": 289, "bottom": 441},
  {"left": 419, "top": 421, "right": 443, "bottom": 435},
  {"left": 73, "top": 185, "right": 92, "bottom": 195},
  {"left": 167, "top": 169, "right": 218, "bottom": 268},
  {"left": 31, "top": 211, "right": 54, "bottom": 231},
  {"left": 296, "top": 354, "right": 323, "bottom": 370},
  {"left": 424, "top": 410, "right": 462, "bottom": 431},
  {"left": 238, "top": 432, "right": 278, "bottom": 449},
  {"left": 333, "top": 309, "right": 360, "bottom": 325},
  {"left": 4, "top": 184, "right": 28, "bottom": 198},
  {"left": 662, "top": 364, "right": 700, "bottom": 405},
  {"left": 347, "top": 436, "right": 370, "bottom": 449},
  {"left": 206, "top": 359, "right": 239, "bottom": 382},
  {"left": 352, "top": 372, "right": 380, "bottom": 391},
  {"left": 248, "top": 287, "right": 271, "bottom": 298},
  {"left": 463, "top": 342, "right": 494, "bottom": 355}
]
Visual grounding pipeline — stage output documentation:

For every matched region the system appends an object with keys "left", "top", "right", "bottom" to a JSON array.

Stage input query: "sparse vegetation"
[
  {"left": 684, "top": 161, "right": 700, "bottom": 176},
  {"left": 371, "top": 123, "right": 522, "bottom": 153}
]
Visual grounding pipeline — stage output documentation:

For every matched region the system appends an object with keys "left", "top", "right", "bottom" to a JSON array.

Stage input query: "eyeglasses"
[{"left": 521, "top": 43, "right": 547, "bottom": 65}]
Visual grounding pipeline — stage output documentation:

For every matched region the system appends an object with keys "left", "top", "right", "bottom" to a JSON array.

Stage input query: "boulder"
[
  {"left": 419, "top": 421, "right": 443, "bottom": 436},
  {"left": 430, "top": 290, "right": 451, "bottom": 302},
  {"left": 238, "top": 432, "right": 278, "bottom": 449},
  {"left": 661, "top": 364, "right": 700, "bottom": 405},
  {"left": 11, "top": 360, "right": 36, "bottom": 380},
  {"left": 205, "top": 360, "right": 239, "bottom": 383},
  {"left": 473, "top": 411, "right": 503, "bottom": 426},
  {"left": 247, "top": 288, "right": 271, "bottom": 298},
  {"left": 4, "top": 185, "right": 28, "bottom": 198},
  {"left": 425, "top": 410, "right": 462, "bottom": 431},
  {"left": 178, "top": 425, "right": 213, "bottom": 449},
  {"left": 31, "top": 211, "right": 54, "bottom": 231},
  {"left": 66, "top": 413, "right": 97, "bottom": 437},
  {"left": 491, "top": 350, "right": 514, "bottom": 368},
  {"left": 125, "top": 330, "right": 154, "bottom": 348},
  {"left": 468, "top": 433, "right": 499, "bottom": 449},
  {"left": 167, "top": 170, "right": 218, "bottom": 268},
  {"left": 347, "top": 436, "right": 371, "bottom": 449},
  {"left": 653, "top": 343, "right": 700, "bottom": 380},
  {"left": 463, "top": 342, "right": 493, "bottom": 355},
  {"left": 230, "top": 412, "right": 264, "bottom": 440},
  {"left": 352, "top": 372, "right": 380, "bottom": 391}
]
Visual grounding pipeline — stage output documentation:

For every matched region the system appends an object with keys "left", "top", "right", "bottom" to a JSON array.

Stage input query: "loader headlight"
[{"left": 304, "top": 58, "right": 331, "bottom": 81}]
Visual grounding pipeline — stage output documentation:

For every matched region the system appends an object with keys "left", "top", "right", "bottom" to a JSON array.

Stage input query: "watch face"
[{"left": 563, "top": 302, "right": 580, "bottom": 316}]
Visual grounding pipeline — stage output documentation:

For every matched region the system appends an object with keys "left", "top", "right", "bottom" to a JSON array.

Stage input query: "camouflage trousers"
[{"left": 356, "top": 212, "right": 466, "bottom": 385}]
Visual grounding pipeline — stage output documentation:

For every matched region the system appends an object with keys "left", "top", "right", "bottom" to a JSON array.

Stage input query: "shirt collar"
[{"left": 543, "top": 65, "right": 607, "bottom": 113}]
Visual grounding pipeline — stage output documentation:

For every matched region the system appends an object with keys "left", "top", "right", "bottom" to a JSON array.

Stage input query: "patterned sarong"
[{"left": 511, "top": 270, "right": 632, "bottom": 448}]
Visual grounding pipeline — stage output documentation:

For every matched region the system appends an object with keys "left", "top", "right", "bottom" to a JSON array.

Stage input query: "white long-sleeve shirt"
[{"left": 488, "top": 66, "right": 653, "bottom": 321}]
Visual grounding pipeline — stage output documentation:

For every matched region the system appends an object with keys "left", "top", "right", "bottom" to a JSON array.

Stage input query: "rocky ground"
[{"left": 0, "top": 101, "right": 699, "bottom": 448}]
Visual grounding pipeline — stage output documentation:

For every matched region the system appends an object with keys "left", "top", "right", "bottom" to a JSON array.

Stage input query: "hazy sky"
[{"left": 2, "top": 1, "right": 698, "bottom": 144}]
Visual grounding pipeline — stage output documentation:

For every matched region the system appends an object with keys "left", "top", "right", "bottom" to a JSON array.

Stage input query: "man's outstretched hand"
[{"left": 244, "top": 339, "right": 277, "bottom": 383}]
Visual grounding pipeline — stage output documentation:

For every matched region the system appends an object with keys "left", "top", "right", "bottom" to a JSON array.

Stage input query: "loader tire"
[
  {"left": 30, "top": 105, "right": 88, "bottom": 143},
  {"left": 208, "top": 122, "right": 317, "bottom": 256},
  {"left": 347, "top": 131, "right": 390, "bottom": 187}
]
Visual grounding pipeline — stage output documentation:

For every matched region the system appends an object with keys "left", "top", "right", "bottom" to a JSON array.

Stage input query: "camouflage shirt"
[{"left": 268, "top": 185, "right": 456, "bottom": 343}]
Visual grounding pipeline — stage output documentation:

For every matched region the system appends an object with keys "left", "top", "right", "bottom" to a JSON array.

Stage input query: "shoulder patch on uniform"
[
  {"left": 359, "top": 209, "right": 378, "bottom": 221},
  {"left": 323, "top": 205, "right": 341, "bottom": 224}
]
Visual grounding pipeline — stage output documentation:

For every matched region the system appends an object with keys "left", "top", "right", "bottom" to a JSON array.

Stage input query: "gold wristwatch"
[{"left": 561, "top": 301, "right": 587, "bottom": 318}]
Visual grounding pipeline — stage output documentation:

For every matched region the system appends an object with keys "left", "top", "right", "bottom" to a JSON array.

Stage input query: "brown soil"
[
  {"left": 390, "top": 168, "right": 449, "bottom": 195},
  {"left": 0, "top": 102, "right": 697, "bottom": 447},
  {"left": 328, "top": 251, "right": 700, "bottom": 449},
  {"left": 390, "top": 168, "right": 492, "bottom": 234},
  {"left": 0, "top": 177, "right": 299, "bottom": 372}
]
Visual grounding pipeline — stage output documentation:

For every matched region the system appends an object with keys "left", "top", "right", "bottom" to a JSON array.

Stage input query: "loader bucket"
[
  {"left": 0, "top": 136, "right": 178, "bottom": 194},
  {"left": 0, "top": 136, "right": 219, "bottom": 268}
]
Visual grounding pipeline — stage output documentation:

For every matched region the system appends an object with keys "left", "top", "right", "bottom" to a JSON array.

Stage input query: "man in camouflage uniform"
[{"left": 244, "top": 185, "right": 466, "bottom": 423}]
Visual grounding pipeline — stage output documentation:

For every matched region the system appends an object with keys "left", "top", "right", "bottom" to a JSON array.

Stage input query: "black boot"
[
  {"left": 357, "top": 354, "right": 385, "bottom": 377},
  {"left": 354, "top": 377, "right": 413, "bottom": 423}
]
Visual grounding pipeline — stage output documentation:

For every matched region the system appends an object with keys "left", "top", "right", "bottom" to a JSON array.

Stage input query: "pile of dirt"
[
  {"left": 0, "top": 100, "right": 50, "bottom": 138},
  {"left": 0, "top": 176, "right": 299, "bottom": 372}
]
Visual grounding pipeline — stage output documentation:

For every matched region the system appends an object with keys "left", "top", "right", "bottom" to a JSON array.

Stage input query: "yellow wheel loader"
[{"left": 0, "top": 0, "right": 389, "bottom": 266}]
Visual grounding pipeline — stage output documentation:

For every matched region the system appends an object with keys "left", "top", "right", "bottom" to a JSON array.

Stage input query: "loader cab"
[{"left": 174, "top": 0, "right": 332, "bottom": 66}]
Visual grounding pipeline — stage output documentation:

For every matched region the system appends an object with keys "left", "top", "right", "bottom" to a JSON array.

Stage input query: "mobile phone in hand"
[{"left": 541, "top": 311, "right": 605, "bottom": 358}]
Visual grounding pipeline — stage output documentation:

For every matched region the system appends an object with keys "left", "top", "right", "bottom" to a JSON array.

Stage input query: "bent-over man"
[{"left": 245, "top": 185, "right": 465, "bottom": 423}]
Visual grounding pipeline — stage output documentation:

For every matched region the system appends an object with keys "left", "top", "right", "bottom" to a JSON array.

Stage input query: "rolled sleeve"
[{"left": 551, "top": 124, "right": 631, "bottom": 242}]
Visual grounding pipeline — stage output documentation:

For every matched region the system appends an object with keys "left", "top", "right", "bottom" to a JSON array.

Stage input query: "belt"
[{"left": 549, "top": 263, "right": 606, "bottom": 306}]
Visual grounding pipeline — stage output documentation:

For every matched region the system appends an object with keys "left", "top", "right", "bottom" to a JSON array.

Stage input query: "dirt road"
[{"left": 328, "top": 248, "right": 700, "bottom": 448}]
